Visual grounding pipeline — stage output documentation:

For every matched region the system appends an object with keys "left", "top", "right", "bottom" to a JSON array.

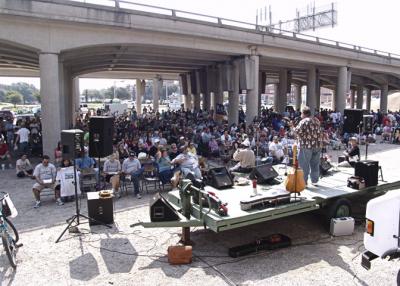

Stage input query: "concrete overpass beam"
[
  {"left": 380, "top": 83, "right": 388, "bottom": 113},
  {"left": 336, "top": 66, "right": 347, "bottom": 113},
  {"left": 135, "top": 79, "right": 142, "bottom": 114},
  {"left": 228, "top": 60, "right": 240, "bottom": 126},
  {"left": 356, "top": 85, "right": 364, "bottom": 109},
  {"left": 366, "top": 89, "right": 372, "bottom": 111},
  {"left": 245, "top": 55, "right": 259, "bottom": 122},
  {"left": 307, "top": 67, "right": 317, "bottom": 114},
  {"left": 40, "top": 53, "right": 62, "bottom": 158}
]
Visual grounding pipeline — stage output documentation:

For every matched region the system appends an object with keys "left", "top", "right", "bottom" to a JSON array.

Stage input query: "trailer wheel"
[{"left": 327, "top": 198, "right": 352, "bottom": 222}]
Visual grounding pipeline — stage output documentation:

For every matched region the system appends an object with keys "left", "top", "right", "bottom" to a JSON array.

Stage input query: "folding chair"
[{"left": 141, "top": 162, "right": 161, "bottom": 194}]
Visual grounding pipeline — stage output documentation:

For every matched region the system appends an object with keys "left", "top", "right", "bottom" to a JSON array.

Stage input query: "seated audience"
[
  {"left": 121, "top": 152, "right": 143, "bottom": 199},
  {"left": 16, "top": 154, "right": 33, "bottom": 178}
]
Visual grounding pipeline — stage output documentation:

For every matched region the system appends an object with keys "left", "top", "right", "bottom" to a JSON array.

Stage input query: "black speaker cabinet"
[
  {"left": 87, "top": 192, "right": 114, "bottom": 225},
  {"left": 362, "top": 115, "right": 374, "bottom": 133},
  {"left": 249, "top": 164, "right": 279, "bottom": 184},
  {"left": 61, "top": 129, "right": 84, "bottom": 160},
  {"left": 343, "top": 109, "right": 365, "bottom": 134},
  {"left": 354, "top": 160, "right": 379, "bottom": 187},
  {"left": 208, "top": 167, "right": 233, "bottom": 189},
  {"left": 89, "top": 116, "right": 114, "bottom": 158},
  {"left": 150, "top": 193, "right": 180, "bottom": 222}
]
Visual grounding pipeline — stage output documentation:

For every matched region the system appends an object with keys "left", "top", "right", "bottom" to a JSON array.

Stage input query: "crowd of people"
[{"left": 2, "top": 104, "right": 400, "bottom": 208}]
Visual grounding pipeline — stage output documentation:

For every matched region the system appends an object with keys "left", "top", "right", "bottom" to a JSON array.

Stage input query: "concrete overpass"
[{"left": 1, "top": 0, "right": 400, "bottom": 156}]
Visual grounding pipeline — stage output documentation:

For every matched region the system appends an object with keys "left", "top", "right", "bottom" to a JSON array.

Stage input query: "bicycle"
[{"left": 0, "top": 192, "right": 21, "bottom": 268}]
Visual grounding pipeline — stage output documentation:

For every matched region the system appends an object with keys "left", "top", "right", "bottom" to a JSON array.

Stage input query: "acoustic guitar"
[{"left": 284, "top": 144, "right": 306, "bottom": 193}]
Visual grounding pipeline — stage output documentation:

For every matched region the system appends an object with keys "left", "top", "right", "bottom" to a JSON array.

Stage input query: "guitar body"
[{"left": 284, "top": 145, "right": 306, "bottom": 193}]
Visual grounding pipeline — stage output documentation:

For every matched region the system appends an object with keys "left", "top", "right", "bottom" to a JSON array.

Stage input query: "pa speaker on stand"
[{"left": 89, "top": 116, "right": 114, "bottom": 158}]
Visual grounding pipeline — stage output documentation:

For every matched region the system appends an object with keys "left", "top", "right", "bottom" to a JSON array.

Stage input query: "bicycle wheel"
[
  {"left": 2, "top": 232, "right": 17, "bottom": 268},
  {"left": 4, "top": 217, "right": 19, "bottom": 243}
]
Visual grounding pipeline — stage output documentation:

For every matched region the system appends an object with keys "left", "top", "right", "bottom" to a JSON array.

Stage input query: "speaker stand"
[{"left": 55, "top": 159, "right": 111, "bottom": 243}]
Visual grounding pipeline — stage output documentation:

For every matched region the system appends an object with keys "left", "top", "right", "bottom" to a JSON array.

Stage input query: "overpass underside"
[{"left": 0, "top": 0, "right": 399, "bottom": 157}]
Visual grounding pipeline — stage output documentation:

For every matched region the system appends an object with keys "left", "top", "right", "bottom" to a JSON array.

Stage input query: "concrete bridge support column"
[
  {"left": 72, "top": 77, "right": 80, "bottom": 126},
  {"left": 307, "top": 67, "right": 317, "bottom": 114},
  {"left": 135, "top": 79, "right": 142, "bottom": 115},
  {"left": 194, "top": 70, "right": 202, "bottom": 111},
  {"left": 179, "top": 74, "right": 189, "bottom": 111},
  {"left": 356, "top": 85, "right": 364, "bottom": 109},
  {"left": 216, "top": 64, "right": 224, "bottom": 106},
  {"left": 206, "top": 66, "right": 216, "bottom": 112},
  {"left": 336, "top": 66, "right": 347, "bottom": 113},
  {"left": 62, "top": 69, "right": 73, "bottom": 129},
  {"left": 140, "top": 80, "right": 146, "bottom": 113},
  {"left": 259, "top": 71, "right": 266, "bottom": 113},
  {"left": 276, "top": 69, "right": 289, "bottom": 113},
  {"left": 294, "top": 84, "right": 301, "bottom": 111},
  {"left": 186, "top": 74, "right": 193, "bottom": 111},
  {"left": 315, "top": 69, "right": 321, "bottom": 111},
  {"left": 350, "top": 89, "right": 355, "bottom": 108},
  {"left": 40, "top": 53, "right": 63, "bottom": 158},
  {"left": 366, "top": 89, "right": 372, "bottom": 112},
  {"left": 380, "top": 83, "right": 388, "bottom": 113},
  {"left": 228, "top": 60, "right": 240, "bottom": 126},
  {"left": 152, "top": 77, "right": 162, "bottom": 112},
  {"left": 245, "top": 54, "right": 259, "bottom": 123}
]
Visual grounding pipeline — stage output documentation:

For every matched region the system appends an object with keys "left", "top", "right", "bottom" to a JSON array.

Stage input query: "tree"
[
  {"left": 6, "top": 91, "right": 23, "bottom": 107},
  {"left": 10, "top": 82, "right": 39, "bottom": 104},
  {"left": 33, "top": 91, "right": 41, "bottom": 103},
  {"left": 115, "top": 86, "right": 130, "bottom": 100}
]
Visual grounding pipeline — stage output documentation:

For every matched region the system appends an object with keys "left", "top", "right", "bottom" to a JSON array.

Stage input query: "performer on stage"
[
  {"left": 339, "top": 137, "right": 360, "bottom": 167},
  {"left": 293, "top": 106, "right": 322, "bottom": 186},
  {"left": 229, "top": 141, "right": 255, "bottom": 173}
]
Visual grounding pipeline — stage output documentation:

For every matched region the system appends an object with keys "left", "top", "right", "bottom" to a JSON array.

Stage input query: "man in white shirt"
[
  {"left": 32, "top": 155, "right": 61, "bottom": 208},
  {"left": 269, "top": 136, "right": 285, "bottom": 164},
  {"left": 229, "top": 141, "right": 255, "bottom": 173},
  {"left": 16, "top": 154, "right": 33, "bottom": 178},
  {"left": 15, "top": 123, "right": 30, "bottom": 156},
  {"left": 122, "top": 152, "right": 142, "bottom": 198}
]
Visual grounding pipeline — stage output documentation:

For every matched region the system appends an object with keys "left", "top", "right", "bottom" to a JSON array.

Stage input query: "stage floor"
[{"left": 167, "top": 146, "right": 400, "bottom": 232}]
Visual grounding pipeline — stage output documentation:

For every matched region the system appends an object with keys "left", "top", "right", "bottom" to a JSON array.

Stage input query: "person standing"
[
  {"left": 294, "top": 106, "right": 322, "bottom": 186},
  {"left": 14, "top": 123, "right": 30, "bottom": 156}
]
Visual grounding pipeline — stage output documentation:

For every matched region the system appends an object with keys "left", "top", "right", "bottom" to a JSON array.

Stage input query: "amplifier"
[
  {"left": 87, "top": 191, "right": 114, "bottom": 225},
  {"left": 330, "top": 217, "right": 355, "bottom": 236},
  {"left": 207, "top": 167, "right": 233, "bottom": 189},
  {"left": 355, "top": 160, "right": 379, "bottom": 187},
  {"left": 249, "top": 164, "right": 279, "bottom": 184}
]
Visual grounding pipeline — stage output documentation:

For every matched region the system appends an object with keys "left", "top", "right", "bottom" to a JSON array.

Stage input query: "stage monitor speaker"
[
  {"left": 363, "top": 115, "right": 374, "bottom": 133},
  {"left": 87, "top": 192, "right": 114, "bottom": 225},
  {"left": 320, "top": 158, "right": 332, "bottom": 175},
  {"left": 89, "top": 116, "right": 114, "bottom": 158},
  {"left": 354, "top": 160, "right": 379, "bottom": 187},
  {"left": 150, "top": 193, "right": 180, "bottom": 222},
  {"left": 249, "top": 164, "right": 279, "bottom": 184},
  {"left": 343, "top": 109, "right": 365, "bottom": 134},
  {"left": 61, "top": 129, "right": 84, "bottom": 160},
  {"left": 208, "top": 167, "right": 234, "bottom": 189}
]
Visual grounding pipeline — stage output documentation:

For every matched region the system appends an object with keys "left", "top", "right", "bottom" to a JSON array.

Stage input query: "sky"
[{"left": 2, "top": 0, "right": 399, "bottom": 90}]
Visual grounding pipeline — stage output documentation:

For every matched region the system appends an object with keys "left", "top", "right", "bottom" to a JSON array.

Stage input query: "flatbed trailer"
[{"left": 133, "top": 148, "right": 400, "bottom": 243}]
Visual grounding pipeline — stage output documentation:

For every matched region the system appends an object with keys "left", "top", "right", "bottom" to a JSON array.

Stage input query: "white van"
[{"left": 362, "top": 190, "right": 400, "bottom": 282}]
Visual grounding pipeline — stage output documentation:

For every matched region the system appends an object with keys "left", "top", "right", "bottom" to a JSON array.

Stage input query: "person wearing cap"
[
  {"left": 103, "top": 154, "right": 122, "bottom": 197},
  {"left": 229, "top": 141, "right": 255, "bottom": 173},
  {"left": 339, "top": 137, "right": 360, "bottom": 167},
  {"left": 178, "top": 136, "right": 186, "bottom": 149},
  {"left": 148, "top": 138, "right": 160, "bottom": 158},
  {"left": 122, "top": 152, "right": 143, "bottom": 199},
  {"left": 75, "top": 147, "right": 95, "bottom": 170},
  {"left": 171, "top": 145, "right": 202, "bottom": 179}
]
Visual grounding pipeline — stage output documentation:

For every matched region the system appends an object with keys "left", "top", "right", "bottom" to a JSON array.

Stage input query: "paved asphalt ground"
[{"left": 0, "top": 143, "right": 399, "bottom": 286}]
